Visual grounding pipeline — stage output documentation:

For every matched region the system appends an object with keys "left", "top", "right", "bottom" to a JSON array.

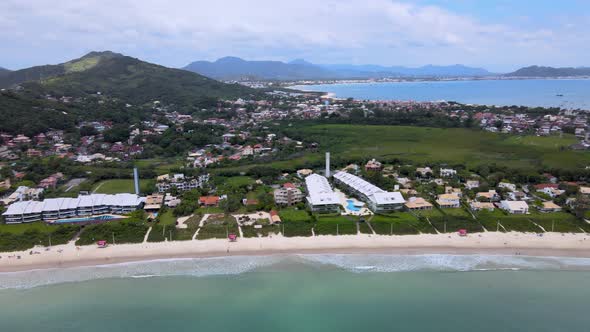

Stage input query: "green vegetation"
[
  {"left": 76, "top": 211, "right": 148, "bottom": 245},
  {"left": 270, "top": 124, "right": 587, "bottom": 171},
  {"left": 314, "top": 215, "right": 357, "bottom": 235},
  {"left": 0, "top": 223, "right": 79, "bottom": 252},
  {"left": 196, "top": 214, "right": 239, "bottom": 240}
]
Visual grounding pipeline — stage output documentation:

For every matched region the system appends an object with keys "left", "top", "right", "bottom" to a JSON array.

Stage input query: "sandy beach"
[{"left": 1, "top": 232, "right": 590, "bottom": 272}]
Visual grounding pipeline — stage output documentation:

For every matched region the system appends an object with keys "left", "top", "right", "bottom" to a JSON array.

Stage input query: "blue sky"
[{"left": 1, "top": 0, "right": 588, "bottom": 72}]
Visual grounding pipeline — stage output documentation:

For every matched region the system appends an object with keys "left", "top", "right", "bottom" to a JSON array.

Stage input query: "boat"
[{"left": 556, "top": 94, "right": 564, "bottom": 97}]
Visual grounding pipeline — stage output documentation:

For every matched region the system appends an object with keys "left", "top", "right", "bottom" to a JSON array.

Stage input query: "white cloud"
[{"left": 0, "top": 0, "right": 588, "bottom": 71}]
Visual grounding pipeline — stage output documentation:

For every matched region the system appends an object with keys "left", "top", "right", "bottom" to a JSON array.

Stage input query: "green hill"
[
  {"left": 506, "top": 65, "right": 590, "bottom": 77},
  {"left": 0, "top": 51, "right": 256, "bottom": 108}
]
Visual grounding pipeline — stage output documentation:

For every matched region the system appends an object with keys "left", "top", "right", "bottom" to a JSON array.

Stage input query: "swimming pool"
[
  {"left": 53, "top": 215, "right": 121, "bottom": 224},
  {"left": 346, "top": 200, "right": 363, "bottom": 212}
]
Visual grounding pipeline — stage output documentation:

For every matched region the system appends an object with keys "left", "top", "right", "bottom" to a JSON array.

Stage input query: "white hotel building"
[
  {"left": 2, "top": 194, "right": 145, "bottom": 224},
  {"left": 305, "top": 174, "right": 340, "bottom": 213},
  {"left": 333, "top": 171, "right": 405, "bottom": 213}
]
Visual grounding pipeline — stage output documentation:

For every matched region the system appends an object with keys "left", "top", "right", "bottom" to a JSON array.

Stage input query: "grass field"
[
  {"left": 314, "top": 215, "right": 357, "bottom": 235},
  {"left": 216, "top": 125, "right": 587, "bottom": 172},
  {"left": 92, "top": 179, "right": 155, "bottom": 194}
]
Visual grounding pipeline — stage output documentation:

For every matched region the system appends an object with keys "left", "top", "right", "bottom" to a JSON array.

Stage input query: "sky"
[{"left": 1, "top": 0, "right": 588, "bottom": 72}]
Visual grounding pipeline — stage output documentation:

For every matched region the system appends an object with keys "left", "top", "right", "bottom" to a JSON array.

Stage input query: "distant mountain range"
[
  {"left": 506, "top": 66, "right": 590, "bottom": 77},
  {"left": 0, "top": 51, "right": 255, "bottom": 107},
  {"left": 183, "top": 57, "right": 494, "bottom": 80},
  {"left": 0, "top": 67, "right": 10, "bottom": 75}
]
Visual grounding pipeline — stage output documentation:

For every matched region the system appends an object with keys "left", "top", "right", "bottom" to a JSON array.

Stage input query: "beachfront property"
[
  {"left": 539, "top": 201, "right": 562, "bottom": 213},
  {"left": 470, "top": 201, "right": 495, "bottom": 211},
  {"left": 500, "top": 200, "right": 529, "bottom": 214},
  {"left": 2, "top": 193, "right": 145, "bottom": 223},
  {"left": 436, "top": 193, "right": 461, "bottom": 208},
  {"left": 404, "top": 197, "right": 433, "bottom": 210},
  {"left": 498, "top": 182, "right": 517, "bottom": 192},
  {"left": 305, "top": 174, "right": 340, "bottom": 213},
  {"left": 274, "top": 183, "right": 304, "bottom": 206},
  {"left": 156, "top": 173, "right": 209, "bottom": 193},
  {"left": 416, "top": 167, "right": 433, "bottom": 177},
  {"left": 333, "top": 171, "right": 405, "bottom": 213}
]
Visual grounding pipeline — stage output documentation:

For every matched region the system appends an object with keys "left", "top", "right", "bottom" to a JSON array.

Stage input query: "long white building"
[
  {"left": 305, "top": 174, "right": 340, "bottom": 213},
  {"left": 2, "top": 194, "right": 145, "bottom": 224},
  {"left": 333, "top": 171, "right": 405, "bottom": 213}
]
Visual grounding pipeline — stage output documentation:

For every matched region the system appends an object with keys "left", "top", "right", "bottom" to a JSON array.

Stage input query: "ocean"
[
  {"left": 292, "top": 79, "right": 590, "bottom": 110},
  {"left": 1, "top": 254, "right": 590, "bottom": 331}
]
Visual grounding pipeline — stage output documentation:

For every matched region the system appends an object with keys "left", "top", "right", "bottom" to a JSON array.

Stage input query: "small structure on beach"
[
  {"left": 228, "top": 234, "right": 238, "bottom": 242},
  {"left": 97, "top": 240, "right": 108, "bottom": 248},
  {"left": 458, "top": 229, "right": 467, "bottom": 237}
]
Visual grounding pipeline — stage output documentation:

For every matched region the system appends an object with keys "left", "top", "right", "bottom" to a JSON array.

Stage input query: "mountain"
[
  {"left": 506, "top": 66, "right": 590, "bottom": 77},
  {"left": 183, "top": 56, "right": 337, "bottom": 80},
  {"left": 0, "top": 67, "right": 10, "bottom": 76},
  {"left": 0, "top": 51, "right": 255, "bottom": 107},
  {"left": 183, "top": 57, "right": 493, "bottom": 80}
]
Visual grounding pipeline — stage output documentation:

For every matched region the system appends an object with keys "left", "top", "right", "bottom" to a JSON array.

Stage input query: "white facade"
[
  {"left": 333, "top": 171, "right": 405, "bottom": 213},
  {"left": 156, "top": 174, "right": 209, "bottom": 193},
  {"left": 500, "top": 200, "right": 529, "bottom": 214},
  {"left": 305, "top": 174, "right": 340, "bottom": 212},
  {"left": 2, "top": 194, "right": 145, "bottom": 223}
]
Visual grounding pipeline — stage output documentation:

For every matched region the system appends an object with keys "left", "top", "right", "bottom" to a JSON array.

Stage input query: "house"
[
  {"left": 465, "top": 180, "right": 480, "bottom": 190},
  {"left": 241, "top": 145, "right": 254, "bottom": 156},
  {"left": 500, "top": 200, "right": 529, "bottom": 214},
  {"left": 476, "top": 190, "right": 500, "bottom": 202},
  {"left": 498, "top": 182, "right": 517, "bottom": 192},
  {"left": 539, "top": 201, "right": 562, "bottom": 213},
  {"left": 404, "top": 197, "right": 433, "bottom": 210},
  {"left": 199, "top": 196, "right": 220, "bottom": 207},
  {"left": 436, "top": 193, "right": 461, "bottom": 208},
  {"left": 365, "top": 159, "right": 382, "bottom": 172},
  {"left": 440, "top": 168, "right": 457, "bottom": 177},
  {"left": 579, "top": 186, "right": 590, "bottom": 195},
  {"left": 445, "top": 186, "right": 463, "bottom": 197},
  {"left": 297, "top": 169, "right": 314, "bottom": 178},
  {"left": 242, "top": 198, "right": 259, "bottom": 206},
  {"left": 507, "top": 191, "right": 527, "bottom": 201},
  {"left": 538, "top": 187, "right": 565, "bottom": 198},
  {"left": 270, "top": 210, "right": 282, "bottom": 224},
  {"left": 416, "top": 167, "right": 433, "bottom": 177},
  {"left": 470, "top": 201, "right": 495, "bottom": 212}
]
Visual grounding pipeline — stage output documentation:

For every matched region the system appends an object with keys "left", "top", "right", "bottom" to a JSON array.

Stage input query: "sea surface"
[
  {"left": 1, "top": 254, "right": 590, "bottom": 331},
  {"left": 292, "top": 79, "right": 590, "bottom": 109}
]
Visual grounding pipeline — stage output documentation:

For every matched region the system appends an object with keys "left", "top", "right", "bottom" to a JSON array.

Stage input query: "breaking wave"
[{"left": 2, "top": 254, "right": 590, "bottom": 289}]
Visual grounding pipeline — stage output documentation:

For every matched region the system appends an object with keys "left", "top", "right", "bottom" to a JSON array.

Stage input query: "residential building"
[
  {"left": 2, "top": 194, "right": 144, "bottom": 223},
  {"left": 404, "top": 197, "right": 433, "bottom": 210},
  {"left": 465, "top": 180, "right": 480, "bottom": 190},
  {"left": 440, "top": 168, "right": 457, "bottom": 177},
  {"left": 416, "top": 167, "right": 433, "bottom": 177},
  {"left": 305, "top": 174, "right": 340, "bottom": 213},
  {"left": 500, "top": 200, "right": 529, "bottom": 214},
  {"left": 476, "top": 190, "right": 500, "bottom": 202},
  {"left": 436, "top": 193, "right": 461, "bottom": 208},
  {"left": 539, "top": 201, "right": 562, "bottom": 213},
  {"left": 274, "top": 184, "right": 304, "bottom": 206},
  {"left": 333, "top": 171, "right": 405, "bottom": 213},
  {"left": 470, "top": 201, "right": 495, "bottom": 211},
  {"left": 538, "top": 187, "right": 565, "bottom": 198},
  {"left": 498, "top": 182, "right": 517, "bottom": 192},
  {"left": 156, "top": 173, "right": 209, "bottom": 193},
  {"left": 199, "top": 196, "right": 220, "bottom": 207},
  {"left": 365, "top": 159, "right": 383, "bottom": 172}
]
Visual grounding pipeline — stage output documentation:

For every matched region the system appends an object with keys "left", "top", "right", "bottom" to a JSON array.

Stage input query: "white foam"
[
  {"left": 0, "top": 255, "right": 281, "bottom": 289},
  {"left": 297, "top": 254, "right": 590, "bottom": 273}
]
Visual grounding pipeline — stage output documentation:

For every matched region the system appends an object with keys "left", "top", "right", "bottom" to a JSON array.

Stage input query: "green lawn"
[
  {"left": 158, "top": 210, "right": 177, "bottom": 226},
  {"left": 279, "top": 208, "right": 312, "bottom": 223},
  {"left": 315, "top": 216, "right": 357, "bottom": 235},
  {"left": 369, "top": 213, "right": 436, "bottom": 235},
  {"left": 197, "top": 215, "right": 239, "bottom": 240},
  {"left": 0, "top": 223, "right": 80, "bottom": 252},
  {"left": 92, "top": 179, "right": 155, "bottom": 194}
]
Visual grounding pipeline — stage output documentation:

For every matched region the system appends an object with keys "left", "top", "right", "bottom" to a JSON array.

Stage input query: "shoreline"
[{"left": 1, "top": 232, "right": 590, "bottom": 273}]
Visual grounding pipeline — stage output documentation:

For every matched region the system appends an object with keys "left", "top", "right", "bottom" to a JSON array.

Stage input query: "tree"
[
  {"left": 573, "top": 194, "right": 590, "bottom": 219},
  {"left": 220, "top": 195, "right": 241, "bottom": 214}
]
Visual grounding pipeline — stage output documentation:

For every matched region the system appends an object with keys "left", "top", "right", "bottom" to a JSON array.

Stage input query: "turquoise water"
[
  {"left": 293, "top": 79, "right": 590, "bottom": 109},
  {"left": 346, "top": 199, "right": 361, "bottom": 211},
  {"left": 1, "top": 254, "right": 590, "bottom": 331},
  {"left": 0, "top": 255, "right": 590, "bottom": 332},
  {"left": 54, "top": 215, "right": 118, "bottom": 224}
]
